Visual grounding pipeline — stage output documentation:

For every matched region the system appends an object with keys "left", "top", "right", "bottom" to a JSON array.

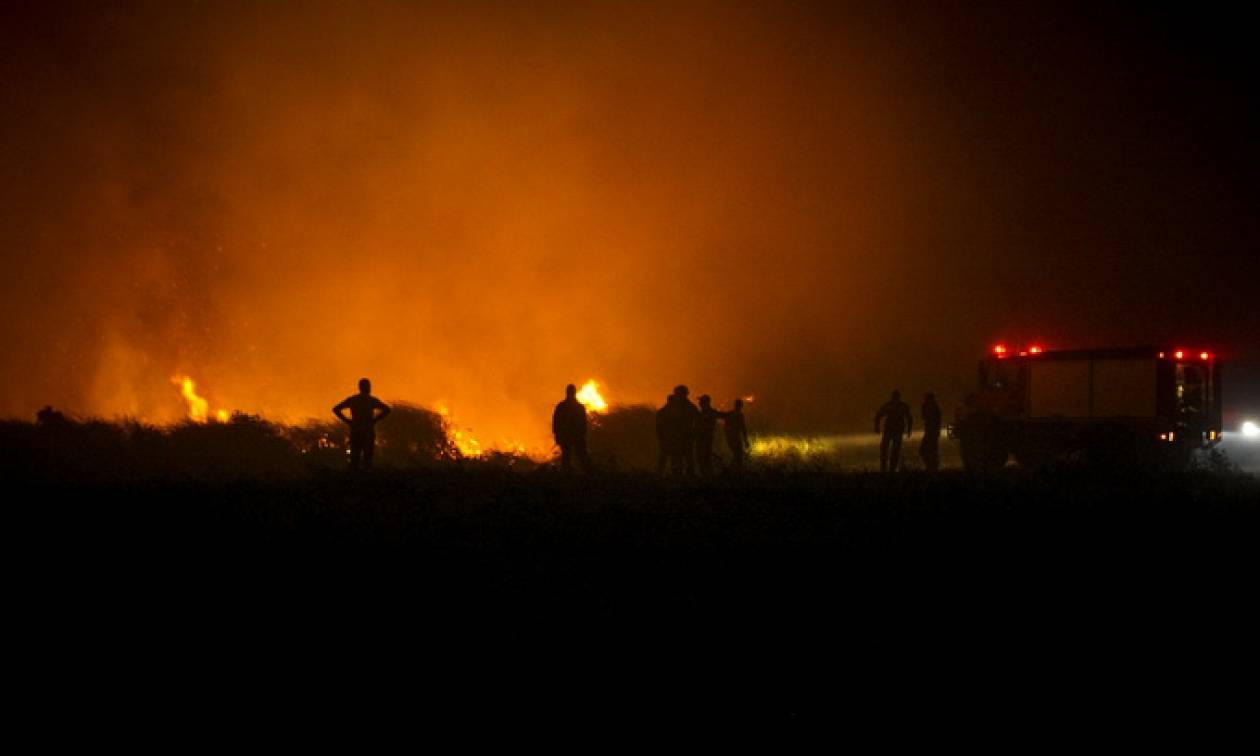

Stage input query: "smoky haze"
[{"left": 3, "top": 2, "right": 1258, "bottom": 447}]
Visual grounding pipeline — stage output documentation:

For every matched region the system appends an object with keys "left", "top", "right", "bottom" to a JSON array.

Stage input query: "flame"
[
  {"left": 435, "top": 402, "right": 483, "bottom": 457},
  {"left": 172, "top": 375, "right": 210, "bottom": 422},
  {"left": 434, "top": 402, "right": 532, "bottom": 457},
  {"left": 452, "top": 429, "right": 482, "bottom": 458},
  {"left": 576, "top": 379, "right": 608, "bottom": 413},
  {"left": 171, "top": 375, "right": 230, "bottom": 423},
  {"left": 499, "top": 439, "right": 528, "bottom": 455}
]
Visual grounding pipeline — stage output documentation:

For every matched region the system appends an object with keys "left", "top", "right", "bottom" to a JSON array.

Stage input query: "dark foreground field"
[
  {"left": 21, "top": 465, "right": 1258, "bottom": 623},
  {"left": 10, "top": 419, "right": 1259, "bottom": 711}
]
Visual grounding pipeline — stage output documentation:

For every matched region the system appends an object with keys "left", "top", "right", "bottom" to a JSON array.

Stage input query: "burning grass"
[
  {"left": 7, "top": 402, "right": 510, "bottom": 482},
  {"left": 5, "top": 402, "right": 1242, "bottom": 482}
]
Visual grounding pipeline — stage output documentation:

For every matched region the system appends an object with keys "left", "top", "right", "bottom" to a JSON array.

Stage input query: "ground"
[{"left": 11, "top": 422, "right": 1257, "bottom": 708}]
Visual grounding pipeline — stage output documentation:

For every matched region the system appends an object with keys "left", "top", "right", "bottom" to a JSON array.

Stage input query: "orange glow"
[
  {"left": 575, "top": 379, "right": 608, "bottom": 413},
  {"left": 0, "top": 5, "right": 1059, "bottom": 445}
]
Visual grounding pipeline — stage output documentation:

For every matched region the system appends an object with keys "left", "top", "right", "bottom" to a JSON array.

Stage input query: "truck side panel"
[
  {"left": 1029, "top": 360, "right": 1090, "bottom": 419},
  {"left": 1092, "top": 358, "right": 1157, "bottom": 418}
]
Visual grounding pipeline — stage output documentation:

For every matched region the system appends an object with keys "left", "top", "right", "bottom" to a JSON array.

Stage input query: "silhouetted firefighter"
[
  {"left": 656, "top": 385, "right": 699, "bottom": 475},
  {"left": 655, "top": 395, "right": 672, "bottom": 474},
  {"left": 723, "top": 398, "right": 750, "bottom": 472},
  {"left": 552, "top": 383, "right": 592, "bottom": 471},
  {"left": 874, "top": 389, "right": 913, "bottom": 472},
  {"left": 695, "top": 395, "right": 721, "bottom": 476},
  {"left": 333, "top": 378, "right": 391, "bottom": 470},
  {"left": 919, "top": 392, "right": 942, "bottom": 473}
]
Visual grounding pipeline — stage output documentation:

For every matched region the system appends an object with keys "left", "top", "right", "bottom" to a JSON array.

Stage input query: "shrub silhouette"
[
  {"left": 284, "top": 402, "right": 454, "bottom": 468},
  {"left": 586, "top": 404, "right": 658, "bottom": 471},
  {"left": 374, "top": 402, "right": 456, "bottom": 465},
  {"left": 3, "top": 412, "right": 304, "bottom": 481},
  {"left": 164, "top": 413, "right": 302, "bottom": 478}
]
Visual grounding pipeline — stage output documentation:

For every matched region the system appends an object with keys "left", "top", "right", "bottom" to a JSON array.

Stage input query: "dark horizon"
[{"left": 3, "top": 1, "right": 1258, "bottom": 444}]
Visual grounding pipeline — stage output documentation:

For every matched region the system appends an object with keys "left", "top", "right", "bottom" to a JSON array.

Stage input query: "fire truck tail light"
[
  {"left": 1029, "top": 345, "right": 1043, "bottom": 354},
  {"left": 1200, "top": 351, "right": 1210, "bottom": 360},
  {"left": 993, "top": 344, "right": 1007, "bottom": 357},
  {"left": 1174, "top": 350, "right": 1185, "bottom": 360}
]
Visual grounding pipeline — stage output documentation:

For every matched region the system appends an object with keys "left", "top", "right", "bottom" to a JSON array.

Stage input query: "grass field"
[
  {"left": 10, "top": 413, "right": 1257, "bottom": 695},
  {"left": 8, "top": 418, "right": 1233, "bottom": 681}
]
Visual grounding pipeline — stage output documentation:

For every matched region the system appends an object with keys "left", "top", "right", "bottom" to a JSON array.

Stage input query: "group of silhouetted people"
[
  {"left": 655, "top": 385, "right": 749, "bottom": 476},
  {"left": 874, "top": 389, "right": 941, "bottom": 473},
  {"left": 549, "top": 382, "right": 749, "bottom": 476},
  {"left": 333, "top": 378, "right": 936, "bottom": 474},
  {"left": 552, "top": 382, "right": 750, "bottom": 476}
]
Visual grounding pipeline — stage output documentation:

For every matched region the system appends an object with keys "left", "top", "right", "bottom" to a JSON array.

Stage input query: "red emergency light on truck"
[{"left": 952, "top": 345, "right": 1223, "bottom": 470}]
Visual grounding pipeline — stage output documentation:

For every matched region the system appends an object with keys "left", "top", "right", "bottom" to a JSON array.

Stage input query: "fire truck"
[{"left": 951, "top": 344, "right": 1223, "bottom": 470}]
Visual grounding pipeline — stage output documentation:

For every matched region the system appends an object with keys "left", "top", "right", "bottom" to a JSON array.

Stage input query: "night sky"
[{"left": 2, "top": 1, "right": 1257, "bottom": 445}]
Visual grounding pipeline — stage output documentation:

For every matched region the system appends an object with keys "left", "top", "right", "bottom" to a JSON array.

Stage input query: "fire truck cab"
[{"left": 953, "top": 345, "right": 1222, "bottom": 470}]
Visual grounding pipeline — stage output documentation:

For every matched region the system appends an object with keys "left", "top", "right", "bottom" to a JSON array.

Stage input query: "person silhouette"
[
  {"left": 656, "top": 394, "right": 675, "bottom": 475},
  {"left": 919, "top": 392, "right": 942, "bottom": 473},
  {"left": 552, "top": 383, "right": 592, "bottom": 471},
  {"left": 657, "top": 385, "right": 699, "bottom": 475},
  {"left": 695, "top": 395, "right": 721, "bottom": 476},
  {"left": 874, "top": 389, "right": 913, "bottom": 472},
  {"left": 723, "top": 398, "right": 750, "bottom": 473},
  {"left": 333, "top": 378, "right": 391, "bottom": 470}
]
